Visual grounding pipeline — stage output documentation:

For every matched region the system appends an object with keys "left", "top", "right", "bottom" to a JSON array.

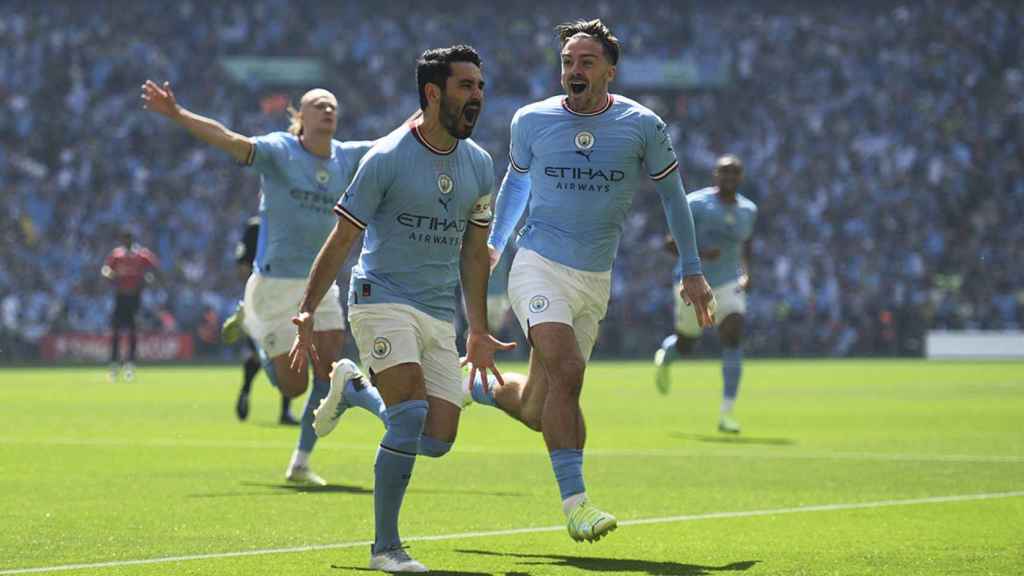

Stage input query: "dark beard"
[{"left": 440, "top": 94, "right": 473, "bottom": 140}]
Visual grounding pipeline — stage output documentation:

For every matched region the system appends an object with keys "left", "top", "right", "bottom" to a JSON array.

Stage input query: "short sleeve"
[
  {"left": 245, "top": 132, "right": 290, "bottom": 174},
  {"left": 643, "top": 113, "right": 679, "bottom": 181},
  {"left": 507, "top": 109, "right": 532, "bottom": 173},
  {"left": 334, "top": 149, "right": 391, "bottom": 230}
]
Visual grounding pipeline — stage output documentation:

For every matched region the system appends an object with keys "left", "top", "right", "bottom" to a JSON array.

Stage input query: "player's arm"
[
  {"left": 141, "top": 80, "right": 252, "bottom": 164},
  {"left": 461, "top": 220, "right": 516, "bottom": 391},
  {"left": 740, "top": 239, "right": 753, "bottom": 291},
  {"left": 487, "top": 109, "right": 532, "bottom": 270},
  {"left": 289, "top": 218, "right": 363, "bottom": 371},
  {"left": 645, "top": 113, "right": 714, "bottom": 327}
]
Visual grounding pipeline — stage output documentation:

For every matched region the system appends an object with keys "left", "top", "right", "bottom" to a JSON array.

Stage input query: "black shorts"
[{"left": 112, "top": 293, "right": 141, "bottom": 328}]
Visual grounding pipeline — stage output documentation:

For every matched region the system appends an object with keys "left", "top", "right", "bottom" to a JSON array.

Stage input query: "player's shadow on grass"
[
  {"left": 458, "top": 550, "right": 758, "bottom": 575},
  {"left": 671, "top": 432, "right": 796, "bottom": 446},
  {"left": 188, "top": 481, "right": 373, "bottom": 498},
  {"left": 331, "top": 566, "right": 510, "bottom": 575}
]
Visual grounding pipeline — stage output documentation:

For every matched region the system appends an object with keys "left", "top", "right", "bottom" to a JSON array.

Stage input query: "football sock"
[
  {"left": 469, "top": 372, "right": 498, "bottom": 407},
  {"left": 298, "top": 378, "right": 330, "bottom": 452},
  {"left": 344, "top": 376, "right": 387, "bottom": 424},
  {"left": 241, "top": 356, "right": 260, "bottom": 394},
  {"left": 280, "top": 395, "right": 293, "bottom": 418},
  {"left": 550, "top": 449, "right": 586, "bottom": 513},
  {"left": 418, "top": 435, "right": 453, "bottom": 458},
  {"left": 289, "top": 449, "right": 310, "bottom": 469},
  {"left": 722, "top": 347, "right": 742, "bottom": 412},
  {"left": 373, "top": 400, "right": 428, "bottom": 554}
]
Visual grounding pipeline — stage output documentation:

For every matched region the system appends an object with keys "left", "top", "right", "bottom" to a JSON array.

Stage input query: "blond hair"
[{"left": 287, "top": 103, "right": 303, "bottom": 136}]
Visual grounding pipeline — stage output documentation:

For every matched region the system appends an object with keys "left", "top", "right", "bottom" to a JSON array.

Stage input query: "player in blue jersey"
[
  {"left": 478, "top": 19, "right": 716, "bottom": 543},
  {"left": 141, "top": 82, "right": 387, "bottom": 486},
  {"left": 655, "top": 155, "right": 757, "bottom": 434},
  {"left": 288, "top": 46, "right": 513, "bottom": 573}
]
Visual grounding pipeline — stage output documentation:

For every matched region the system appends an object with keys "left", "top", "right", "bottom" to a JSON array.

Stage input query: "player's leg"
[
  {"left": 368, "top": 362, "right": 429, "bottom": 572},
  {"left": 418, "top": 316, "right": 467, "bottom": 458},
  {"left": 310, "top": 286, "right": 386, "bottom": 438},
  {"left": 348, "top": 305, "right": 429, "bottom": 571},
  {"left": 109, "top": 305, "right": 121, "bottom": 381},
  {"left": 235, "top": 337, "right": 260, "bottom": 421},
  {"left": 285, "top": 328, "right": 345, "bottom": 480},
  {"left": 654, "top": 287, "right": 702, "bottom": 394},
  {"left": 467, "top": 350, "right": 544, "bottom": 431},
  {"left": 531, "top": 322, "right": 615, "bottom": 542},
  {"left": 713, "top": 281, "right": 747, "bottom": 433},
  {"left": 123, "top": 297, "right": 139, "bottom": 381}
]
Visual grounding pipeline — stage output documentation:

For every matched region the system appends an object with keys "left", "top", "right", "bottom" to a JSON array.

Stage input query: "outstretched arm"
[
  {"left": 655, "top": 173, "right": 715, "bottom": 328},
  {"left": 141, "top": 80, "right": 253, "bottom": 164}
]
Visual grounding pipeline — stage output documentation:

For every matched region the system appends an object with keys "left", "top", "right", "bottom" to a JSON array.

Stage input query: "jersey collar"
[
  {"left": 410, "top": 123, "right": 458, "bottom": 155},
  {"left": 561, "top": 94, "right": 614, "bottom": 117}
]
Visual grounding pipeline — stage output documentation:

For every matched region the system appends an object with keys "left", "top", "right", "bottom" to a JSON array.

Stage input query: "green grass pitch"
[{"left": 1, "top": 360, "right": 1021, "bottom": 575}]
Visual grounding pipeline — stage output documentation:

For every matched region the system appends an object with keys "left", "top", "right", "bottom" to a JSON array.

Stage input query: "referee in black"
[{"left": 222, "top": 216, "right": 298, "bottom": 425}]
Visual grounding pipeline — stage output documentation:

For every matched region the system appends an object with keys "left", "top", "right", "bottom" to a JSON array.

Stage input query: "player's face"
[
  {"left": 560, "top": 36, "right": 615, "bottom": 111},
  {"left": 439, "top": 62, "right": 484, "bottom": 140},
  {"left": 714, "top": 163, "right": 743, "bottom": 194},
  {"left": 300, "top": 91, "right": 339, "bottom": 137}
]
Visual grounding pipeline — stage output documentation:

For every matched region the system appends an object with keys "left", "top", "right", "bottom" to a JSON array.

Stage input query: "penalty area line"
[{"left": 2, "top": 490, "right": 1023, "bottom": 574}]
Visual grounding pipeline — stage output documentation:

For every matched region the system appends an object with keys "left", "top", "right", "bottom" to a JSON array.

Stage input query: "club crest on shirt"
[
  {"left": 437, "top": 174, "right": 454, "bottom": 195},
  {"left": 529, "top": 295, "right": 550, "bottom": 313},
  {"left": 371, "top": 336, "right": 391, "bottom": 359},
  {"left": 574, "top": 131, "right": 595, "bottom": 151},
  {"left": 316, "top": 169, "right": 330, "bottom": 185}
]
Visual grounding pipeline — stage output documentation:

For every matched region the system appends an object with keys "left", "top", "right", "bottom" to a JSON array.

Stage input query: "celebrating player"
[
  {"left": 289, "top": 45, "right": 512, "bottom": 573},
  {"left": 477, "top": 19, "right": 715, "bottom": 543},
  {"left": 101, "top": 230, "right": 159, "bottom": 382},
  {"left": 141, "top": 81, "right": 387, "bottom": 486},
  {"left": 654, "top": 154, "right": 757, "bottom": 433}
]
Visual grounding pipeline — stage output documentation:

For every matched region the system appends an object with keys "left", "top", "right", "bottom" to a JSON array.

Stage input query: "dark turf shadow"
[
  {"left": 458, "top": 549, "right": 759, "bottom": 575},
  {"left": 331, "top": 566, "right": 504, "bottom": 575},
  {"left": 671, "top": 432, "right": 797, "bottom": 446},
  {"left": 188, "top": 481, "right": 372, "bottom": 498}
]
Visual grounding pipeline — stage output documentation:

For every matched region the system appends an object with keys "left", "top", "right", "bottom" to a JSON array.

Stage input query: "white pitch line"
[
  {"left": 2, "top": 490, "right": 1022, "bottom": 575},
  {"left": 1, "top": 436, "right": 1022, "bottom": 464}
]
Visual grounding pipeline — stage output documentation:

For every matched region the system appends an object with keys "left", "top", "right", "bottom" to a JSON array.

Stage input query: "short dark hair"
[
  {"left": 555, "top": 19, "right": 620, "bottom": 65},
  {"left": 416, "top": 45, "right": 482, "bottom": 110}
]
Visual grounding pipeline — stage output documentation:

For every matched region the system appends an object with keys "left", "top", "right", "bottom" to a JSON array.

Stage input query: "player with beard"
[
  {"left": 474, "top": 19, "right": 716, "bottom": 543},
  {"left": 141, "top": 82, "right": 388, "bottom": 486},
  {"left": 289, "top": 45, "right": 512, "bottom": 573}
]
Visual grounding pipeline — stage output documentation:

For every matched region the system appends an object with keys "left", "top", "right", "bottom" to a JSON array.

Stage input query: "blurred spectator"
[{"left": 0, "top": 0, "right": 1020, "bottom": 359}]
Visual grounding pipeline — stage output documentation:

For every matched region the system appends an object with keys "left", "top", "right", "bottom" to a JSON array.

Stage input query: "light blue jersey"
[
  {"left": 677, "top": 187, "right": 757, "bottom": 288},
  {"left": 245, "top": 132, "right": 373, "bottom": 278},
  {"left": 502, "top": 94, "right": 699, "bottom": 274},
  {"left": 334, "top": 124, "right": 495, "bottom": 322}
]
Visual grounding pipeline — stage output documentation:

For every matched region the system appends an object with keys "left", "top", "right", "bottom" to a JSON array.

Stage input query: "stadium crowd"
[{"left": 1, "top": 0, "right": 1021, "bottom": 360}]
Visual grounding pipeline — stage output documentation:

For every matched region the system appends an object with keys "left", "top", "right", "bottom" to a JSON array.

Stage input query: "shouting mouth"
[
  {"left": 569, "top": 80, "right": 587, "bottom": 95},
  {"left": 463, "top": 105, "right": 481, "bottom": 125}
]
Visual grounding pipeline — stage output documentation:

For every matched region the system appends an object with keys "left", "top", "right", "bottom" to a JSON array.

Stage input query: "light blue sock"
[
  {"left": 550, "top": 449, "right": 585, "bottom": 501},
  {"left": 418, "top": 435, "right": 453, "bottom": 458},
  {"left": 344, "top": 377, "right": 387, "bottom": 425},
  {"left": 660, "top": 334, "right": 680, "bottom": 363},
  {"left": 722, "top": 347, "right": 742, "bottom": 402},
  {"left": 298, "top": 378, "right": 330, "bottom": 453},
  {"left": 373, "top": 400, "right": 428, "bottom": 554},
  {"left": 469, "top": 372, "right": 498, "bottom": 407}
]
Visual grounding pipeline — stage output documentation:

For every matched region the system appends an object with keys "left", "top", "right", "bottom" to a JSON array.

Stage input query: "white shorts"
[
  {"left": 508, "top": 249, "right": 611, "bottom": 361},
  {"left": 675, "top": 279, "right": 746, "bottom": 336},
  {"left": 348, "top": 303, "right": 463, "bottom": 408},
  {"left": 242, "top": 272, "right": 345, "bottom": 358},
  {"left": 486, "top": 294, "right": 511, "bottom": 332}
]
